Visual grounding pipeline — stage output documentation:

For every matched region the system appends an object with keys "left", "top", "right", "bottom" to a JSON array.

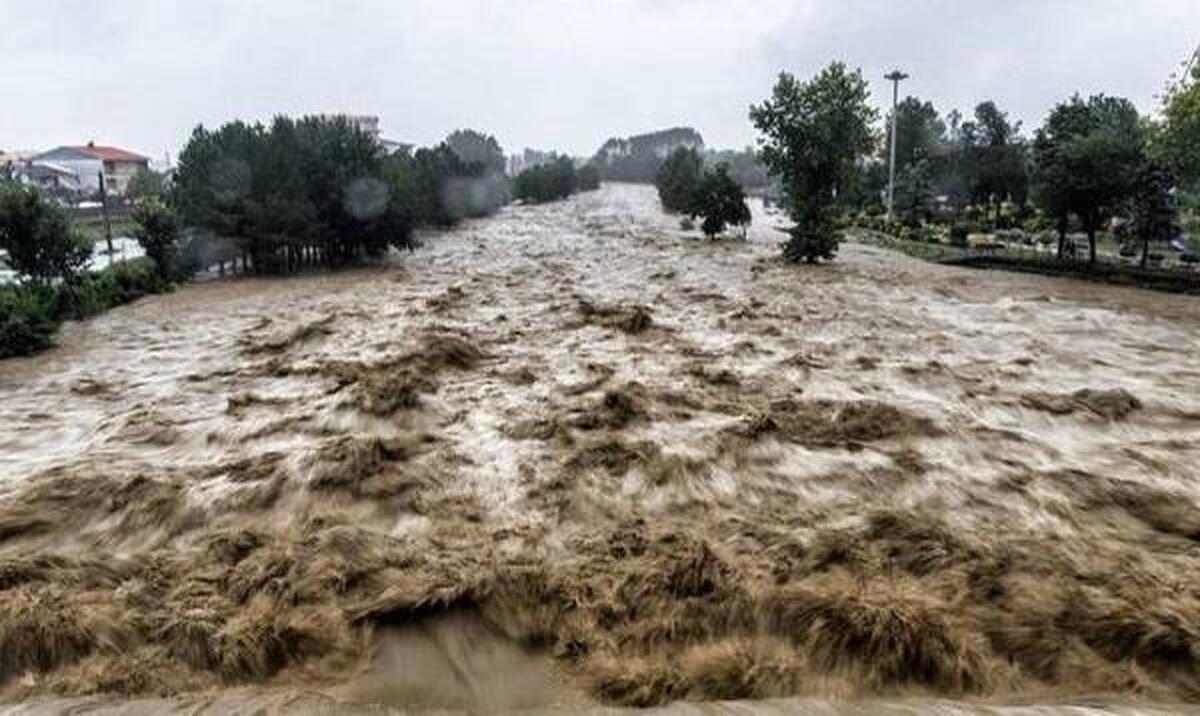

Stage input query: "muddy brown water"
[{"left": 2, "top": 184, "right": 1200, "bottom": 714}]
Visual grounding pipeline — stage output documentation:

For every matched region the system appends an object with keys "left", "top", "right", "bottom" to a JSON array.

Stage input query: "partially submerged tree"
[
  {"left": 0, "top": 184, "right": 91, "bottom": 286},
  {"left": 750, "top": 62, "right": 878, "bottom": 262},
  {"left": 687, "top": 164, "right": 752, "bottom": 239},
  {"left": 514, "top": 156, "right": 579, "bottom": 203},
  {"left": 576, "top": 164, "right": 602, "bottom": 192},
  {"left": 655, "top": 147, "right": 704, "bottom": 213}
]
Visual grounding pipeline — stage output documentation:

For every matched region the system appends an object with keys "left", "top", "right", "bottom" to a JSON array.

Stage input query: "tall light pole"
[{"left": 885, "top": 70, "right": 909, "bottom": 221}]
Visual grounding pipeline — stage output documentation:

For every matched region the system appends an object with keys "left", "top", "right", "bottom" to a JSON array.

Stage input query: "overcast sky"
[{"left": 2, "top": 1, "right": 1197, "bottom": 162}]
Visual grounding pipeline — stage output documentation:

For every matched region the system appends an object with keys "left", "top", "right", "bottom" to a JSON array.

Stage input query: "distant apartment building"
[
  {"left": 345, "top": 114, "right": 381, "bottom": 141},
  {"left": 344, "top": 114, "right": 412, "bottom": 155},
  {"left": 32, "top": 142, "right": 150, "bottom": 194}
]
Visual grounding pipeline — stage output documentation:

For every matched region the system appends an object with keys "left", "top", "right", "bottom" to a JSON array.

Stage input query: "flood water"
[{"left": 1, "top": 184, "right": 1199, "bottom": 713}]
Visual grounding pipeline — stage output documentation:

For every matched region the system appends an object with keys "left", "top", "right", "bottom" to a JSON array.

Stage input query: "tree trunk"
[
  {"left": 1056, "top": 216, "right": 1067, "bottom": 260},
  {"left": 1087, "top": 227, "right": 1097, "bottom": 264},
  {"left": 1140, "top": 235, "right": 1149, "bottom": 268}
]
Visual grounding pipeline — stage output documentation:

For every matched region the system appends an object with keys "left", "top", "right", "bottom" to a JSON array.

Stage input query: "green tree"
[
  {"left": 687, "top": 164, "right": 752, "bottom": 239},
  {"left": 887, "top": 97, "right": 947, "bottom": 175},
  {"left": 961, "top": 101, "right": 1028, "bottom": 220},
  {"left": 1132, "top": 161, "right": 1178, "bottom": 267},
  {"left": 750, "top": 62, "right": 878, "bottom": 262},
  {"left": 655, "top": 147, "right": 704, "bottom": 213},
  {"left": 1157, "top": 56, "right": 1200, "bottom": 191},
  {"left": 1032, "top": 94, "right": 1145, "bottom": 262},
  {"left": 894, "top": 158, "right": 935, "bottom": 226},
  {"left": 0, "top": 184, "right": 91, "bottom": 285},
  {"left": 132, "top": 199, "right": 182, "bottom": 277}
]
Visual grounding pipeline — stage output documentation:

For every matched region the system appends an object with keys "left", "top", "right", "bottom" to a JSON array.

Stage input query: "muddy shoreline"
[{"left": 2, "top": 185, "right": 1200, "bottom": 712}]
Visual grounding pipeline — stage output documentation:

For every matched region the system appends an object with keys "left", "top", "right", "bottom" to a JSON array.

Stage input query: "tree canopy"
[
  {"left": 751, "top": 62, "right": 878, "bottom": 262},
  {"left": 1032, "top": 94, "right": 1145, "bottom": 261},
  {"left": 887, "top": 97, "right": 947, "bottom": 174},
  {"left": 172, "top": 117, "right": 509, "bottom": 273},
  {"left": 1157, "top": 59, "right": 1200, "bottom": 192}
]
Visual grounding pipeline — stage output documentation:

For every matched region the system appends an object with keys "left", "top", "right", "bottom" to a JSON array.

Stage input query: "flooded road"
[{"left": 1, "top": 184, "right": 1200, "bottom": 713}]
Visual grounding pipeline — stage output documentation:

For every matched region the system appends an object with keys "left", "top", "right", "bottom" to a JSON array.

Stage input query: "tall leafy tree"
[
  {"left": 1032, "top": 94, "right": 1145, "bottom": 262},
  {"left": 750, "top": 62, "right": 878, "bottom": 262},
  {"left": 886, "top": 97, "right": 947, "bottom": 175}
]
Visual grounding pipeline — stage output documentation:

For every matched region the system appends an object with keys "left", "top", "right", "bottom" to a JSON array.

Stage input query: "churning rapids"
[{"left": 1, "top": 184, "right": 1199, "bottom": 715}]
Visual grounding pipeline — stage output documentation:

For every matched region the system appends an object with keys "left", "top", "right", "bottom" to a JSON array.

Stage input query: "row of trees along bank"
[
  {"left": 1, "top": 117, "right": 518, "bottom": 357},
  {"left": 740, "top": 55, "right": 1200, "bottom": 266},
  {"left": 173, "top": 119, "right": 511, "bottom": 274}
]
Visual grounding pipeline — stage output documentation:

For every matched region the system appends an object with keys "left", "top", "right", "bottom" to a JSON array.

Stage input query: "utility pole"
[
  {"left": 885, "top": 70, "right": 909, "bottom": 221},
  {"left": 98, "top": 171, "right": 113, "bottom": 258}
]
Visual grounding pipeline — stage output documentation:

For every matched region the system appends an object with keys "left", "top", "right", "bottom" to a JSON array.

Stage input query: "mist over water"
[{"left": 1, "top": 185, "right": 1200, "bottom": 713}]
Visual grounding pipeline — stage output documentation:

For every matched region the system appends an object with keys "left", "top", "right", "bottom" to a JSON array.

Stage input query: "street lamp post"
[{"left": 885, "top": 70, "right": 909, "bottom": 221}]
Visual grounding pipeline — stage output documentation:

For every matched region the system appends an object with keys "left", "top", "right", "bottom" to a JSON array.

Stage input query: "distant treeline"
[
  {"left": 513, "top": 156, "right": 601, "bottom": 204},
  {"left": 590, "top": 127, "right": 771, "bottom": 191}
]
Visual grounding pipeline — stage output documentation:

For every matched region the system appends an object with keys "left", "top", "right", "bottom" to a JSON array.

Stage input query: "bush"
[
  {"left": 0, "top": 286, "right": 60, "bottom": 358},
  {"left": 59, "top": 258, "right": 169, "bottom": 320}
]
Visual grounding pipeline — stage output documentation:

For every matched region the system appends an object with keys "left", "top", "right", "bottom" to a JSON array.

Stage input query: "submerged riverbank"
[{"left": 2, "top": 184, "right": 1200, "bottom": 712}]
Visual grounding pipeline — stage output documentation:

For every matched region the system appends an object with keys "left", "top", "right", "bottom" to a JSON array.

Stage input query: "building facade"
[{"left": 32, "top": 143, "right": 150, "bottom": 195}]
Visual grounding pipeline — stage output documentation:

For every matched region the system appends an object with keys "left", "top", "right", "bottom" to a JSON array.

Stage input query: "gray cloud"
[{"left": 2, "top": 0, "right": 1196, "bottom": 161}]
